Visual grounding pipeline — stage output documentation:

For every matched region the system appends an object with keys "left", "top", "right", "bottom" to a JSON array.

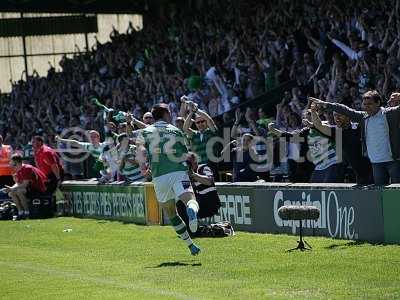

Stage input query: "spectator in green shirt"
[{"left": 183, "top": 101, "right": 218, "bottom": 164}]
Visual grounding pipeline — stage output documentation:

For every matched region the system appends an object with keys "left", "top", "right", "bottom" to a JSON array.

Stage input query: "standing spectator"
[
  {"left": 268, "top": 109, "right": 341, "bottom": 183},
  {"left": 311, "top": 90, "right": 400, "bottom": 185},
  {"left": 183, "top": 102, "right": 218, "bottom": 164},
  {"left": 98, "top": 143, "right": 120, "bottom": 183},
  {"left": 56, "top": 130, "right": 85, "bottom": 180},
  {"left": 222, "top": 134, "right": 259, "bottom": 182},
  {"left": 142, "top": 112, "right": 154, "bottom": 126},
  {"left": 127, "top": 113, "right": 149, "bottom": 130},
  {"left": 387, "top": 92, "right": 400, "bottom": 107},
  {"left": 285, "top": 113, "right": 312, "bottom": 182},
  {"left": 56, "top": 130, "right": 109, "bottom": 178},
  {"left": 310, "top": 105, "right": 373, "bottom": 184},
  {"left": 32, "top": 136, "right": 63, "bottom": 194},
  {"left": 256, "top": 108, "right": 272, "bottom": 128},
  {"left": 174, "top": 117, "right": 185, "bottom": 131},
  {"left": 117, "top": 133, "right": 144, "bottom": 183}
]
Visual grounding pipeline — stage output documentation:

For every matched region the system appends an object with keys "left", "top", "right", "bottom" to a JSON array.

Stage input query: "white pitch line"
[{"left": 0, "top": 261, "right": 199, "bottom": 300}]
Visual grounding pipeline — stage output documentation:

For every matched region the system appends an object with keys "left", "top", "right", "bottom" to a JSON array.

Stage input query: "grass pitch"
[{"left": 0, "top": 217, "right": 399, "bottom": 300}]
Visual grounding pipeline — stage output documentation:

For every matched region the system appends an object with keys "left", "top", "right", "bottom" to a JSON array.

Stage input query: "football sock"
[{"left": 170, "top": 215, "right": 193, "bottom": 246}]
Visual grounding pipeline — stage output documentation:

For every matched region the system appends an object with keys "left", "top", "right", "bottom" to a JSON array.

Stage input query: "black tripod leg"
[
  {"left": 304, "top": 239, "right": 312, "bottom": 249},
  {"left": 287, "top": 220, "right": 312, "bottom": 252}
]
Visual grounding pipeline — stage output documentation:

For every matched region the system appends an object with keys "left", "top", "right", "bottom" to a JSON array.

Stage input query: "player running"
[{"left": 136, "top": 103, "right": 201, "bottom": 256}]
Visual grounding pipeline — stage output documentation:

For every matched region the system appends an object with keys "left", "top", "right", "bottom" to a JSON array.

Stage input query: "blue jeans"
[{"left": 371, "top": 160, "right": 400, "bottom": 185}]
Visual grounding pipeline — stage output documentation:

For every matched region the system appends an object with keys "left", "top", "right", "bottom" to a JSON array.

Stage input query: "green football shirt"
[
  {"left": 188, "top": 128, "right": 216, "bottom": 164},
  {"left": 137, "top": 121, "right": 188, "bottom": 178}
]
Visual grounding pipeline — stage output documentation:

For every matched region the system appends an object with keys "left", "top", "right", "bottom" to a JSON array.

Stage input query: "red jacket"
[
  {"left": 34, "top": 145, "right": 63, "bottom": 177},
  {"left": 15, "top": 164, "right": 47, "bottom": 192}
]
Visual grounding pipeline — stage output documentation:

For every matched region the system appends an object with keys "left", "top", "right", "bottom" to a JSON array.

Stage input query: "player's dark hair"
[{"left": 151, "top": 103, "right": 170, "bottom": 121}]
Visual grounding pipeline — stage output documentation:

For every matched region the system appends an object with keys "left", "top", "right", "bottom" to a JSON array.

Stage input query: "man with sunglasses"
[
  {"left": 142, "top": 112, "right": 155, "bottom": 125},
  {"left": 183, "top": 102, "right": 218, "bottom": 164},
  {"left": 310, "top": 90, "right": 400, "bottom": 185}
]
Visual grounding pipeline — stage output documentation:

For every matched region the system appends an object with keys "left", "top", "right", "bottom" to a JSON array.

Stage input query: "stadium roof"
[{"left": 0, "top": 0, "right": 171, "bottom": 14}]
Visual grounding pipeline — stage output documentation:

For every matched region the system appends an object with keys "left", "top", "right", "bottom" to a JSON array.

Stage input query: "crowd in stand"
[{"left": 1, "top": 0, "right": 400, "bottom": 185}]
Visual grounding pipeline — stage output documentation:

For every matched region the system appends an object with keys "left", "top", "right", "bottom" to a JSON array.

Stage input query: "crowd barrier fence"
[{"left": 60, "top": 181, "right": 400, "bottom": 244}]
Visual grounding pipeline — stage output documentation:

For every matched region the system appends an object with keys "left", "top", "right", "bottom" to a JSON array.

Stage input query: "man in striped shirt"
[
  {"left": 183, "top": 102, "right": 218, "bottom": 164},
  {"left": 117, "top": 134, "right": 144, "bottom": 183},
  {"left": 177, "top": 152, "right": 221, "bottom": 234},
  {"left": 268, "top": 109, "right": 341, "bottom": 183}
]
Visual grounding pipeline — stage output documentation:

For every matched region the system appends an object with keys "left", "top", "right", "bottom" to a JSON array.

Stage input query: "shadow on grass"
[
  {"left": 147, "top": 261, "right": 202, "bottom": 268},
  {"left": 325, "top": 240, "right": 385, "bottom": 249}
]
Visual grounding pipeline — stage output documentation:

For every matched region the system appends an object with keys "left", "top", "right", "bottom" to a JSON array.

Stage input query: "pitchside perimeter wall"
[{"left": 60, "top": 181, "right": 400, "bottom": 244}]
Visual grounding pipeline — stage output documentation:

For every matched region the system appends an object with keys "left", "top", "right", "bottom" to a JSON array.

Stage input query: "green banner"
[
  {"left": 62, "top": 183, "right": 146, "bottom": 224},
  {"left": 382, "top": 189, "right": 400, "bottom": 244}
]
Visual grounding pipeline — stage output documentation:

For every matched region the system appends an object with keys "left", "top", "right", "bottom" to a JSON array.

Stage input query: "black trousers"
[{"left": 46, "top": 169, "right": 64, "bottom": 194}]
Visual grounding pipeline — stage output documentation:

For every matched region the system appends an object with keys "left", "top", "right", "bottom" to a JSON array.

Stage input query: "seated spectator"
[
  {"left": 176, "top": 152, "right": 221, "bottom": 234},
  {"left": 4, "top": 154, "right": 48, "bottom": 220}
]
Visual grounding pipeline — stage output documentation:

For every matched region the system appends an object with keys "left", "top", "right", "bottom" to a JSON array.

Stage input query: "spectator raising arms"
[
  {"left": 268, "top": 108, "right": 342, "bottom": 183},
  {"left": 310, "top": 106, "right": 373, "bottom": 184},
  {"left": 183, "top": 101, "right": 218, "bottom": 164},
  {"left": 56, "top": 130, "right": 110, "bottom": 178},
  {"left": 310, "top": 91, "right": 400, "bottom": 185}
]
